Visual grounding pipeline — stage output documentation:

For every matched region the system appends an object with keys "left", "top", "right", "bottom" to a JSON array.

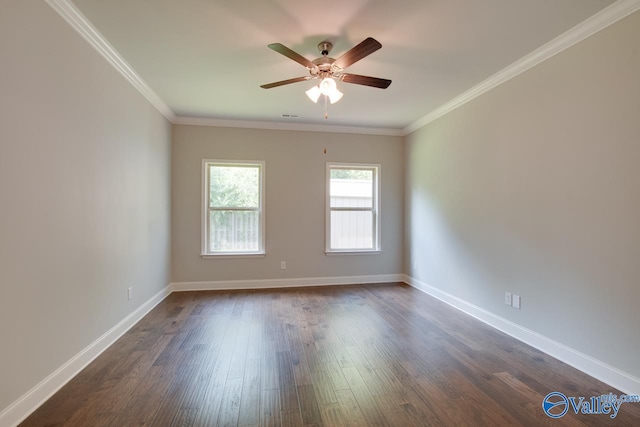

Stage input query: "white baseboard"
[
  {"left": 171, "top": 274, "right": 405, "bottom": 292},
  {"left": 402, "top": 275, "right": 640, "bottom": 395},
  {"left": 1, "top": 275, "right": 402, "bottom": 426},
  {"left": 8, "top": 274, "right": 636, "bottom": 427},
  {"left": 0, "top": 284, "right": 172, "bottom": 427}
]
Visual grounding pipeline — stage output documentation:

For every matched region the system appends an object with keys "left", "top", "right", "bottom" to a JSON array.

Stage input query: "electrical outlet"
[
  {"left": 127, "top": 287, "right": 133, "bottom": 300},
  {"left": 280, "top": 261, "right": 286, "bottom": 270},
  {"left": 505, "top": 292, "right": 512, "bottom": 306},
  {"left": 512, "top": 294, "right": 521, "bottom": 309}
]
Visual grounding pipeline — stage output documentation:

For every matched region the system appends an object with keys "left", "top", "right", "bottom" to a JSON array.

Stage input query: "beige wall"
[
  {"left": 0, "top": 0, "right": 171, "bottom": 413},
  {"left": 172, "top": 125, "right": 403, "bottom": 283},
  {"left": 405, "top": 11, "right": 640, "bottom": 378},
  {"left": 2, "top": 0, "right": 637, "bottom": 419}
]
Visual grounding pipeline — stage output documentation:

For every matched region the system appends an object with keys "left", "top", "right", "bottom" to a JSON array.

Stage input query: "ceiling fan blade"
[
  {"left": 268, "top": 43, "right": 318, "bottom": 70},
  {"left": 260, "top": 76, "right": 312, "bottom": 89},
  {"left": 333, "top": 37, "right": 382, "bottom": 70},
  {"left": 340, "top": 74, "right": 391, "bottom": 89}
]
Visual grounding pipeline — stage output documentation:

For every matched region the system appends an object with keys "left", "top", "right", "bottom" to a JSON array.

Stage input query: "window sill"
[
  {"left": 325, "top": 250, "right": 382, "bottom": 256},
  {"left": 201, "top": 253, "right": 265, "bottom": 259}
]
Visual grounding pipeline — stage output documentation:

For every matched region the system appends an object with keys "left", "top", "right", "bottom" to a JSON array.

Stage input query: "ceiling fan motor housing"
[
  {"left": 312, "top": 57, "right": 336, "bottom": 74},
  {"left": 312, "top": 41, "right": 340, "bottom": 77}
]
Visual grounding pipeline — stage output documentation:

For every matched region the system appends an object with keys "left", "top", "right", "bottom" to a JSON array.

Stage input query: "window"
[
  {"left": 202, "top": 160, "right": 264, "bottom": 256},
  {"left": 326, "top": 163, "right": 380, "bottom": 253}
]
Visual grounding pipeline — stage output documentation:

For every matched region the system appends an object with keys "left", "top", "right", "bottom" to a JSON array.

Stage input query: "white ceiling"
[{"left": 69, "top": 0, "right": 615, "bottom": 131}]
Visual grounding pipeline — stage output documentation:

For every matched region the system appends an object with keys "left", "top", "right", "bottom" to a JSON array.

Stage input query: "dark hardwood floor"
[{"left": 21, "top": 283, "right": 640, "bottom": 426}]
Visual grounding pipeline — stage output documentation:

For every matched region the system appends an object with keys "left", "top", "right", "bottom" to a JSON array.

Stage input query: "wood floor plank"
[
  {"left": 194, "top": 385, "right": 225, "bottom": 426},
  {"left": 277, "top": 350, "right": 300, "bottom": 411},
  {"left": 372, "top": 393, "right": 421, "bottom": 427},
  {"left": 341, "top": 366, "right": 390, "bottom": 426},
  {"left": 493, "top": 371, "right": 585, "bottom": 427},
  {"left": 260, "top": 389, "right": 281, "bottom": 427},
  {"left": 217, "top": 377, "right": 243, "bottom": 427},
  {"left": 319, "top": 402, "right": 346, "bottom": 427},
  {"left": 333, "top": 389, "right": 368, "bottom": 426},
  {"left": 20, "top": 284, "right": 640, "bottom": 427},
  {"left": 291, "top": 349, "right": 314, "bottom": 386},
  {"left": 297, "top": 383, "right": 323, "bottom": 425},
  {"left": 310, "top": 370, "right": 338, "bottom": 405},
  {"left": 324, "top": 363, "right": 350, "bottom": 391},
  {"left": 149, "top": 364, "right": 200, "bottom": 425},
  {"left": 238, "top": 359, "right": 261, "bottom": 426},
  {"left": 109, "top": 364, "right": 179, "bottom": 426},
  {"left": 261, "top": 350, "right": 279, "bottom": 391},
  {"left": 280, "top": 409, "right": 304, "bottom": 427}
]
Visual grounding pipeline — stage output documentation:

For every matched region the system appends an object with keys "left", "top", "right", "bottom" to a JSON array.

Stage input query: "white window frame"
[
  {"left": 326, "top": 162, "right": 381, "bottom": 254},
  {"left": 201, "top": 160, "right": 265, "bottom": 258}
]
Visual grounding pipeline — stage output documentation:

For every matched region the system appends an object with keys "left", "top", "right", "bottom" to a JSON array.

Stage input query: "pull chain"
[{"left": 324, "top": 95, "right": 328, "bottom": 119}]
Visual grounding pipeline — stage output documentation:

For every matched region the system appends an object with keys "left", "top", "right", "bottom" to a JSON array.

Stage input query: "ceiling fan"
[{"left": 260, "top": 37, "right": 391, "bottom": 103}]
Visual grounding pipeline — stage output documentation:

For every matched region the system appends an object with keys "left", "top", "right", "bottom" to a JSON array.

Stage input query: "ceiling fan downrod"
[{"left": 318, "top": 41, "right": 332, "bottom": 57}]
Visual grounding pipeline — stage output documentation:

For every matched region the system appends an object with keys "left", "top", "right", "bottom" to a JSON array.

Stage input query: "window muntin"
[
  {"left": 203, "top": 161, "right": 264, "bottom": 255},
  {"left": 327, "top": 163, "right": 380, "bottom": 252}
]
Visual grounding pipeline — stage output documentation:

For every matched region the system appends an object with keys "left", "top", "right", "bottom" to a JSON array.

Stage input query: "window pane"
[
  {"left": 210, "top": 165, "right": 259, "bottom": 208},
  {"left": 330, "top": 169, "right": 373, "bottom": 208},
  {"left": 330, "top": 210, "right": 373, "bottom": 249},
  {"left": 209, "top": 210, "right": 259, "bottom": 252}
]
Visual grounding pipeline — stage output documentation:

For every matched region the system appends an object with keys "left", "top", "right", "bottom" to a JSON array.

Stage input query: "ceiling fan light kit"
[
  {"left": 261, "top": 37, "right": 391, "bottom": 117},
  {"left": 306, "top": 77, "right": 343, "bottom": 104}
]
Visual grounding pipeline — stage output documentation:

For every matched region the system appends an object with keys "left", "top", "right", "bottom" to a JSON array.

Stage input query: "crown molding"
[
  {"left": 46, "top": 0, "right": 639, "bottom": 137},
  {"left": 402, "top": 0, "right": 640, "bottom": 136},
  {"left": 44, "top": 0, "right": 176, "bottom": 122},
  {"left": 43, "top": 0, "right": 399, "bottom": 136},
  {"left": 173, "top": 116, "right": 405, "bottom": 136}
]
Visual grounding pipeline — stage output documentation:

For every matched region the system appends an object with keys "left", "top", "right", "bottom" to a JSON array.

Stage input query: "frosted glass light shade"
[
  {"left": 319, "top": 78, "right": 337, "bottom": 95},
  {"left": 305, "top": 86, "right": 321, "bottom": 103},
  {"left": 328, "top": 89, "right": 343, "bottom": 104}
]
